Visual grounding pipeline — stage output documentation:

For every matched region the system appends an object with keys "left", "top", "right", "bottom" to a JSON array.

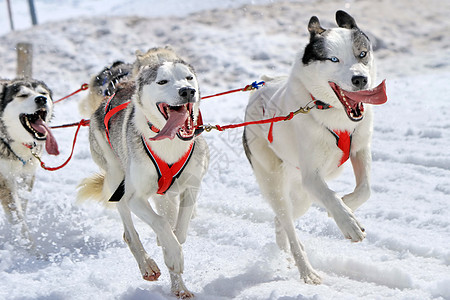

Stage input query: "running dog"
[
  {"left": 0, "top": 78, "right": 59, "bottom": 248},
  {"left": 77, "top": 47, "right": 209, "bottom": 298},
  {"left": 243, "top": 11, "right": 387, "bottom": 284}
]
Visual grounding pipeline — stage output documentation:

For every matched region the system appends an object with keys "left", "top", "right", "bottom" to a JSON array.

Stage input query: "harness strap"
[
  {"left": 104, "top": 94, "right": 131, "bottom": 148},
  {"left": 329, "top": 129, "right": 352, "bottom": 167},
  {"left": 142, "top": 137, "right": 195, "bottom": 195}
]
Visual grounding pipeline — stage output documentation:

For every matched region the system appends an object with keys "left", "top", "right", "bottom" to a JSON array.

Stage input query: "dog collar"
[
  {"left": 309, "top": 94, "right": 333, "bottom": 110},
  {"left": 314, "top": 100, "right": 333, "bottom": 110},
  {"left": 0, "top": 138, "right": 29, "bottom": 165}
]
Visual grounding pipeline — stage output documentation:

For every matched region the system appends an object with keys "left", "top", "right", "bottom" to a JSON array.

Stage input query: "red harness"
[
  {"left": 328, "top": 129, "right": 352, "bottom": 167},
  {"left": 103, "top": 94, "right": 200, "bottom": 198},
  {"left": 142, "top": 137, "right": 195, "bottom": 195}
]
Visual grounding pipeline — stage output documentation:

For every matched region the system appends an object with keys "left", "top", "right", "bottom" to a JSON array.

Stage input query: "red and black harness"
[{"left": 103, "top": 94, "right": 200, "bottom": 201}]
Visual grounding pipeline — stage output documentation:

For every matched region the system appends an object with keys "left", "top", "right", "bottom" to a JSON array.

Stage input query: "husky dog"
[
  {"left": 243, "top": 11, "right": 387, "bottom": 284},
  {"left": 77, "top": 47, "right": 209, "bottom": 298},
  {"left": 0, "top": 78, "right": 59, "bottom": 247},
  {"left": 78, "top": 60, "right": 133, "bottom": 118}
]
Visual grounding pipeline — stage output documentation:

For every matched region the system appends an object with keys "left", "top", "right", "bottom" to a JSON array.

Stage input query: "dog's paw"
[
  {"left": 173, "top": 289, "right": 194, "bottom": 299},
  {"left": 333, "top": 207, "right": 366, "bottom": 242},
  {"left": 170, "top": 271, "right": 194, "bottom": 299},
  {"left": 301, "top": 269, "right": 322, "bottom": 285},
  {"left": 140, "top": 257, "right": 161, "bottom": 281}
]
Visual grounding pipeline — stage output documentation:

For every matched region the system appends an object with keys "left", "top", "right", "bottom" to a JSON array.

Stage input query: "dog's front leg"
[
  {"left": 117, "top": 198, "right": 161, "bottom": 281},
  {"left": 0, "top": 180, "right": 34, "bottom": 248},
  {"left": 303, "top": 172, "right": 366, "bottom": 242},
  {"left": 127, "top": 192, "right": 184, "bottom": 274},
  {"left": 343, "top": 147, "right": 371, "bottom": 211},
  {"left": 174, "top": 187, "right": 198, "bottom": 245}
]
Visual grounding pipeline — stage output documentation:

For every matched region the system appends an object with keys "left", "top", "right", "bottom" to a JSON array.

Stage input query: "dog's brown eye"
[
  {"left": 186, "top": 76, "right": 193, "bottom": 81},
  {"left": 18, "top": 94, "right": 29, "bottom": 98},
  {"left": 157, "top": 80, "right": 168, "bottom": 85}
]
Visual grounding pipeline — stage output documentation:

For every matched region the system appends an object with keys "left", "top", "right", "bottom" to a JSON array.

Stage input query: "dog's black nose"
[
  {"left": 351, "top": 76, "right": 368, "bottom": 90},
  {"left": 178, "top": 87, "right": 196, "bottom": 102},
  {"left": 35, "top": 96, "right": 47, "bottom": 105}
]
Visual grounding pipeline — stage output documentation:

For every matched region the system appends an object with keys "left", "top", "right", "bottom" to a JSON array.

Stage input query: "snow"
[{"left": 1, "top": 0, "right": 449, "bottom": 299}]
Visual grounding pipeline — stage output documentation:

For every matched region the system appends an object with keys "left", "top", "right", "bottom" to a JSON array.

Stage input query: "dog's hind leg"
[
  {"left": 117, "top": 198, "right": 161, "bottom": 281},
  {"left": 247, "top": 140, "right": 321, "bottom": 285},
  {"left": 270, "top": 182, "right": 322, "bottom": 285}
]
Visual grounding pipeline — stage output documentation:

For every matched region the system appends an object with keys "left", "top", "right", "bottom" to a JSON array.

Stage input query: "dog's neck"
[
  {"left": 0, "top": 138, "right": 40, "bottom": 167},
  {"left": 133, "top": 105, "right": 194, "bottom": 164}
]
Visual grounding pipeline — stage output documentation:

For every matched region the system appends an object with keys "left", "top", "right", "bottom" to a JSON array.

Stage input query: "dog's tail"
[{"left": 76, "top": 172, "right": 114, "bottom": 207}]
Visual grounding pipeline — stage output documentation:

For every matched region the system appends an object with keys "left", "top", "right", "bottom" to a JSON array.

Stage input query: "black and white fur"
[
  {"left": 77, "top": 47, "right": 209, "bottom": 298},
  {"left": 243, "top": 11, "right": 379, "bottom": 284},
  {"left": 0, "top": 78, "right": 56, "bottom": 248}
]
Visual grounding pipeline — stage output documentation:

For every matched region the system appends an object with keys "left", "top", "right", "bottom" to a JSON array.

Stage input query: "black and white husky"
[
  {"left": 77, "top": 47, "right": 209, "bottom": 298},
  {"left": 0, "top": 78, "right": 59, "bottom": 248},
  {"left": 243, "top": 11, "right": 387, "bottom": 284}
]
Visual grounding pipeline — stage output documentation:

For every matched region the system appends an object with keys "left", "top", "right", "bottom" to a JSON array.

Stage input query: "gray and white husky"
[
  {"left": 77, "top": 47, "right": 209, "bottom": 298},
  {"left": 0, "top": 78, "right": 59, "bottom": 248},
  {"left": 243, "top": 11, "right": 387, "bottom": 284}
]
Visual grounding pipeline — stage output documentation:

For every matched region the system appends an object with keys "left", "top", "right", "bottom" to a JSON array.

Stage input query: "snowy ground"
[{"left": 0, "top": 0, "right": 449, "bottom": 299}]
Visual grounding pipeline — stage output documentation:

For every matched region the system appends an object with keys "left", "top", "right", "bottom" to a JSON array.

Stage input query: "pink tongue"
[
  {"left": 149, "top": 108, "right": 189, "bottom": 141},
  {"left": 31, "top": 119, "right": 60, "bottom": 155},
  {"left": 343, "top": 80, "right": 388, "bottom": 105}
]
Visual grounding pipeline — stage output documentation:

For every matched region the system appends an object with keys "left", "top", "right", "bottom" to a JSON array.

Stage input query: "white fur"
[{"left": 244, "top": 18, "right": 376, "bottom": 284}]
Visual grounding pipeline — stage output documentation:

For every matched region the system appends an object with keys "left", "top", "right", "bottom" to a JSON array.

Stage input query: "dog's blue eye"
[
  {"left": 330, "top": 57, "right": 339, "bottom": 63},
  {"left": 157, "top": 80, "right": 168, "bottom": 85},
  {"left": 330, "top": 56, "right": 339, "bottom": 62},
  {"left": 359, "top": 51, "right": 367, "bottom": 58}
]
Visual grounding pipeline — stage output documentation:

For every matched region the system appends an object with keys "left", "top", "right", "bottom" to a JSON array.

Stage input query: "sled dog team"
[{"left": 0, "top": 11, "right": 387, "bottom": 298}]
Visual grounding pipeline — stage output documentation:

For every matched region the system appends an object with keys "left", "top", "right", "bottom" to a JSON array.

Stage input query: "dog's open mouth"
[
  {"left": 329, "top": 80, "right": 387, "bottom": 122},
  {"left": 149, "top": 102, "right": 195, "bottom": 141},
  {"left": 19, "top": 109, "right": 59, "bottom": 155}
]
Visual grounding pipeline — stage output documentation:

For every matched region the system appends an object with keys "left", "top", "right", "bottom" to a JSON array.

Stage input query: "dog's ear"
[
  {"left": 135, "top": 49, "right": 144, "bottom": 59},
  {"left": 336, "top": 10, "right": 358, "bottom": 29},
  {"left": 308, "top": 16, "right": 326, "bottom": 36}
]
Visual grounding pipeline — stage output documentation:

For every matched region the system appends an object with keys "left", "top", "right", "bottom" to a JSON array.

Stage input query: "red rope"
[
  {"left": 53, "top": 83, "right": 89, "bottom": 104},
  {"left": 42, "top": 81, "right": 266, "bottom": 171},
  {"left": 201, "top": 81, "right": 265, "bottom": 100},
  {"left": 202, "top": 112, "right": 296, "bottom": 132},
  {"left": 39, "top": 119, "right": 90, "bottom": 171},
  {"left": 201, "top": 88, "right": 245, "bottom": 100}
]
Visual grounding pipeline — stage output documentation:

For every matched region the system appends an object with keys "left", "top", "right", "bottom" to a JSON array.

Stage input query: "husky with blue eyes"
[
  {"left": 78, "top": 47, "right": 209, "bottom": 298},
  {"left": 243, "top": 11, "right": 387, "bottom": 284},
  {"left": 0, "top": 78, "right": 59, "bottom": 249}
]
